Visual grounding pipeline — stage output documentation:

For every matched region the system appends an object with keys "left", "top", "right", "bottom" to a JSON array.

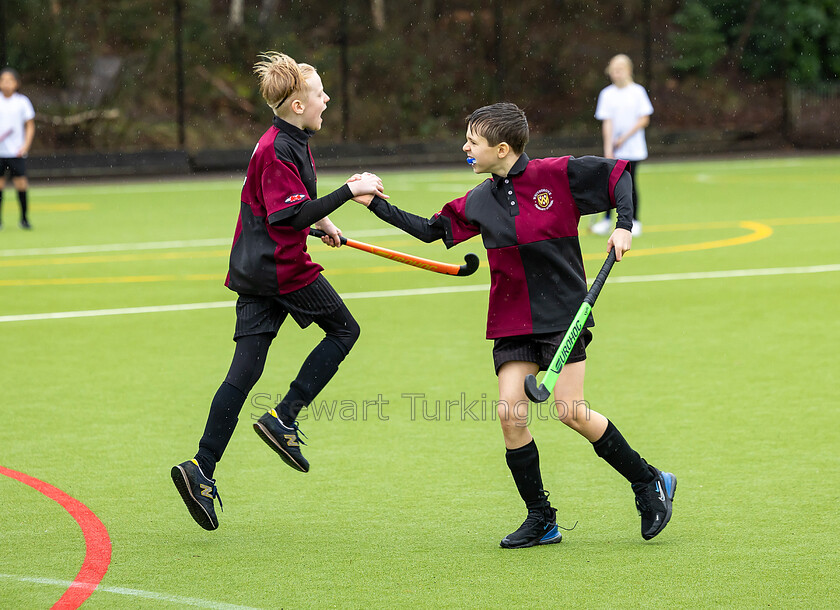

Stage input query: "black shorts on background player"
[{"left": 1, "top": 157, "right": 27, "bottom": 177}]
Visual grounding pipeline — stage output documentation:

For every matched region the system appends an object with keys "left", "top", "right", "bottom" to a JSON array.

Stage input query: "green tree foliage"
[
  {"left": 684, "top": 0, "right": 840, "bottom": 83},
  {"left": 5, "top": 0, "right": 69, "bottom": 85},
  {"left": 669, "top": 1, "right": 727, "bottom": 75},
  {"left": 744, "top": 0, "right": 840, "bottom": 83},
  {"left": 4, "top": 0, "right": 838, "bottom": 151}
]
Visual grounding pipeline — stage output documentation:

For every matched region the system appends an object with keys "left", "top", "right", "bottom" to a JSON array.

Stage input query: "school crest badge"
[{"left": 533, "top": 188, "right": 554, "bottom": 211}]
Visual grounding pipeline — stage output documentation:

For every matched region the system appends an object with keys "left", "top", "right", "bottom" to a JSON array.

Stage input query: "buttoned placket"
[{"left": 494, "top": 176, "right": 519, "bottom": 217}]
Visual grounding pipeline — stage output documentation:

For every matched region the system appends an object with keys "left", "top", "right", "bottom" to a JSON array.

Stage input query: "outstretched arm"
[
  {"left": 361, "top": 196, "right": 447, "bottom": 244},
  {"left": 281, "top": 173, "right": 385, "bottom": 231}
]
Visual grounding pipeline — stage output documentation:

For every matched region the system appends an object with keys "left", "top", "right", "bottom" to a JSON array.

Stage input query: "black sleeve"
[
  {"left": 269, "top": 184, "right": 354, "bottom": 229},
  {"left": 567, "top": 156, "right": 634, "bottom": 230},
  {"left": 367, "top": 196, "right": 447, "bottom": 243},
  {"left": 612, "top": 172, "right": 634, "bottom": 231}
]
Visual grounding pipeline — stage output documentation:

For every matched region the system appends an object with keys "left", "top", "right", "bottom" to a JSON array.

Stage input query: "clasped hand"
[{"left": 346, "top": 172, "right": 388, "bottom": 206}]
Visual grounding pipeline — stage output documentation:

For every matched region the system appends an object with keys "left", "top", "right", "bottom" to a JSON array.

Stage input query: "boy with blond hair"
[
  {"left": 172, "top": 52, "right": 385, "bottom": 530},
  {"left": 591, "top": 54, "right": 653, "bottom": 237}
]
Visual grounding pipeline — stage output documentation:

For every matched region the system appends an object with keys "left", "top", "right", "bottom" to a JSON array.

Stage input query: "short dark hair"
[
  {"left": 466, "top": 102, "right": 529, "bottom": 154},
  {"left": 1, "top": 67, "right": 21, "bottom": 84}
]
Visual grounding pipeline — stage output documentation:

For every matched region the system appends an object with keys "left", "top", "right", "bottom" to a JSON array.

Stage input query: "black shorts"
[
  {"left": 0, "top": 157, "right": 27, "bottom": 178},
  {"left": 492, "top": 328, "right": 592, "bottom": 375},
  {"left": 233, "top": 274, "right": 344, "bottom": 340}
]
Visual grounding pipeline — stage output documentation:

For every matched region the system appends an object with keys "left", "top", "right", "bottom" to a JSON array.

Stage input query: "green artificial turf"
[{"left": 1, "top": 155, "right": 838, "bottom": 608}]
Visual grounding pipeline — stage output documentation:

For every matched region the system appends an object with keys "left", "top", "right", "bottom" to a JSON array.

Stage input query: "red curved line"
[{"left": 0, "top": 466, "right": 112, "bottom": 609}]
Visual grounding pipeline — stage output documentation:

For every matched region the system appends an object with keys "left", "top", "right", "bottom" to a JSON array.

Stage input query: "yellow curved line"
[
  {"left": 0, "top": 250, "right": 229, "bottom": 268},
  {"left": 0, "top": 222, "right": 776, "bottom": 285},
  {"left": 30, "top": 203, "right": 93, "bottom": 212},
  {"left": 0, "top": 274, "right": 220, "bottom": 287},
  {"left": 583, "top": 221, "right": 773, "bottom": 260},
  {"left": 760, "top": 215, "right": 840, "bottom": 227}
]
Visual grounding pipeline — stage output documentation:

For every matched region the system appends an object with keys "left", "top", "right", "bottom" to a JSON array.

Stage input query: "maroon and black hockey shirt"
[
  {"left": 368, "top": 153, "right": 632, "bottom": 339},
  {"left": 225, "top": 117, "right": 323, "bottom": 296}
]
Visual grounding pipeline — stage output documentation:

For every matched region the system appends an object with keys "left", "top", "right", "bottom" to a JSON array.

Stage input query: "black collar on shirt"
[
  {"left": 492, "top": 153, "right": 530, "bottom": 189},
  {"left": 272, "top": 116, "right": 315, "bottom": 143}
]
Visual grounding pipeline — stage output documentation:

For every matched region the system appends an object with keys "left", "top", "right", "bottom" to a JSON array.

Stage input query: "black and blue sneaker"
[
  {"left": 171, "top": 459, "right": 223, "bottom": 531},
  {"left": 633, "top": 467, "right": 677, "bottom": 540},
  {"left": 253, "top": 408, "right": 310, "bottom": 473},
  {"left": 500, "top": 493, "right": 563, "bottom": 549}
]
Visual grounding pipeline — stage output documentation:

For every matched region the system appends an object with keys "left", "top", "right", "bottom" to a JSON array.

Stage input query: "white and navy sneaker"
[
  {"left": 171, "top": 459, "right": 222, "bottom": 531},
  {"left": 633, "top": 467, "right": 677, "bottom": 540}
]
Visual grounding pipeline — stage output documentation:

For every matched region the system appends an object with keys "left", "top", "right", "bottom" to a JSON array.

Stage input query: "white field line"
[
  {"left": 607, "top": 263, "right": 840, "bottom": 284},
  {"left": 641, "top": 157, "right": 815, "bottom": 173},
  {"left": 0, "top": 301, "right": 236, "bottom": 322},
  {"left": 33, "top": 180, "right": 245, "bottom": 197},
  {"left": 0, "top": 228, "right": 406, "bottom": 257},
  {"left": 0, "top": 573, "right": 261, "bottom": 610},
  {"left": 1, "top": 264, "right": 838, "bottom": 324}
]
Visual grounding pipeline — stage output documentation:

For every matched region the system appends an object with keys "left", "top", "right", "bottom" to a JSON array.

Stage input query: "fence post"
[
  {"left": 339, "top": 0, "right": 350, "bottom": 142},
  {"left": 174, "top": 0, "right": 186, "bottom": 149},
  {"left": 0, "top": 0, "right": 7, "bottom": 67},
  {"left": 642, "top": 0, "right": 652, "bottom": 87}
]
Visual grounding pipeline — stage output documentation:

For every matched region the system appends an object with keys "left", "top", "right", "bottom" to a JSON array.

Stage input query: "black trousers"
[{"left": 195, "top": 301, "right": 360, "bottom": 475}]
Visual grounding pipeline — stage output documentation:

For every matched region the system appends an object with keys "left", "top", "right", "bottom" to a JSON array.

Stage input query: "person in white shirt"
[
  {"left": 0, "top": 67, "right": 36, "bottom": 229},
  {"left": 591, "top": 54, "right": 653, "bottom": 237}
]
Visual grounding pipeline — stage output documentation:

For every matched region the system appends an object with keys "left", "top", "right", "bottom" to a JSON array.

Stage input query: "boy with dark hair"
[
  {"left": 0, "top": 67, "right": 35, "bottom": 229},
  {"left": 171, "top": 52, "right": 386, "bottom": 531},
  {"left": 355, "top": 102, "right": 676, "bottom": 548}
]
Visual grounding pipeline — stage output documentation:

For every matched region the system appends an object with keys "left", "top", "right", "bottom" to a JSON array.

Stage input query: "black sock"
[
  {"left": 592, "top": 420, "right": 655, "bottom": 486},
  {"left": 277, "top": 337, "right": 347, "bottom": 425},
  {"left": 505, "top": 439, "right": 548, "bottom": 510},
  {"left": 18, "top": 190, "right": 28, "bottom": 222},
  {"left": 0, "top": 189, "right": 4, "bottom": 219},
  {"left": 196, "top": 381, "right": 248, "bottom": 478}
]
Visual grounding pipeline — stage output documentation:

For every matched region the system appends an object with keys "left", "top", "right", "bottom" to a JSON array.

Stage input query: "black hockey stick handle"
[
  {"left": 309, "top": 228, "right": 348, "bottom": 245},
  {"left": 523, "top": 248, "right": 618, "bottom": 403},
  {"left": 584, "top": 248, "right": 617, "bottom": 306}
]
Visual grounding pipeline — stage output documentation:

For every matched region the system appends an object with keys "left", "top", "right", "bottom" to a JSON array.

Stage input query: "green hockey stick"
[{"left": 524, "top": 249, "right": 617, "bottom": 402}]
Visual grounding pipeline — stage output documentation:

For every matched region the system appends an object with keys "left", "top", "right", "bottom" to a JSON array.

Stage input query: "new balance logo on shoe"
[
  {"left": 253, "top": 411, "right": 310, "bottom": 472},
  {"left": 171, "top": 460, "right": 222, "bottom": 531}
]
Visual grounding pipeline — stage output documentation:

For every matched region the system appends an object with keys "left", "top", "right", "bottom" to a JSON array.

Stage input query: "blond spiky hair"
[
  {"left": 253, "top": 52, "right": 314, "bottom": 111},
  {"left": 254, "top": 51, "right": 298, "bottom": 109}
]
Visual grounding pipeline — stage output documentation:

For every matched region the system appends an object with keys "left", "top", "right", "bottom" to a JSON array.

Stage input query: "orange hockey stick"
[{"left": 309, "top": 229, "right": 479, "bottom": 276}]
